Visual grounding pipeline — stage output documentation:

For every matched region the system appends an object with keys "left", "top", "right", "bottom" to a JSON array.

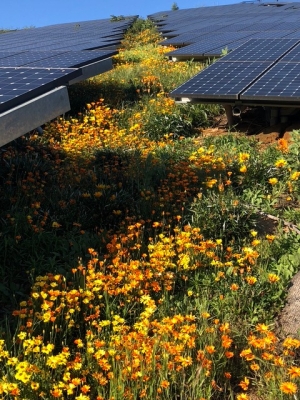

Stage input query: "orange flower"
[
  {"left": 288, "top": 366, "right": 300, "bottom": 379},
  {"left": 205, "top": 345, "right": 216, "bottom": 354},
  {"left": 250, "top": 362, "right": 260, "bottom": 372},
  {"left": 51, "top": 388, "right": 63, "bottom": 398},
  {"left": 225, "top": 351, "right": 234, "bottom": 359},
  {"left": 238, "top": 377, "right": 249, "bottom": 391},
  {"left": 230, "top": 283, "right": 239, "bottom": 291},
  {"left": 280, "top": 381, "right": 297, "bottom": 394},
  {"left": 221, "top": 334, "right": 233, "bottom": 349},
  {"left": 160, "top": 380, "right": 170, "bottom": 388},
  {"left": 240, "top": 348, "right": 255, "bottom": 361},
  {"left": 277, "top": 138, "right": 289, "bottom": 152}
]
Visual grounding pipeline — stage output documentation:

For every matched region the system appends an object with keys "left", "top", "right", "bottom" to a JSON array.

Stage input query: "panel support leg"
[{"left": 224, "top": 104, "right": 233, "bottom": 128}]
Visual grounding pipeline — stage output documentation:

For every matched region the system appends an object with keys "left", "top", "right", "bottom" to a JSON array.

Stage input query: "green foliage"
[
  {"left": 189, "top": 189, "right": 257, "bottom": 245},
  {"left": 171, "top": 2, "right": 179, "bottom": 10},
  {"left": 143, "top": 103, "right": 220, "bottom": 140},
  {"left": 110, "top": 15, "right": 126, "bottom": 21}
]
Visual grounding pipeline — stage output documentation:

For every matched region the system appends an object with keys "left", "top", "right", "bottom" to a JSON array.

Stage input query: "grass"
[{"left": 1, "top": 18, "right": 300, "bottom": 400}]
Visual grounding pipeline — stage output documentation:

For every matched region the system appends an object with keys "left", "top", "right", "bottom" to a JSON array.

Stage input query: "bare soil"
[{"left": 202, "top": 106, "right": 300, "bottom": 146}]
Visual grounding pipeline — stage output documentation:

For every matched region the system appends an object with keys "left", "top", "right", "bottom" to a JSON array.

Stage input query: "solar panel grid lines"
[
  {"left": 0, "top": 50, "right": 117, "bottom": 68},
  {"left": 241, "top": 62, "right": 300, "bottom": 102},
  {"left": 219, "top": 38, "right": 300, "bottom": 62},
  {"left": 0, "top": 67, "right": 81, "bottom": 112},
  {"left": 170, "top": 61, "right": 273, "bottom": 100},
  {"left": 167, "top": 34, "right": 265, "bottom": 58},
  {"left": 26, "top": 50, "right": 118, "bottom": 69},
  {"left": 280, "top": 43, "right": 300, "bottom": 62},
  {"left": 161, "top": 30, "right": 254, "bottom": 47}
]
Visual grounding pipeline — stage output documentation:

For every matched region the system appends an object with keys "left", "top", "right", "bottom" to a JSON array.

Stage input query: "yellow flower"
[
  {"left": 266, "top": 234, "right": 276, "bottom": 242},
  {"left": 31, "top": 382, "right": 40, "bottom": 390},
  {"left": 52, "top": 221, "right": 61, "bottom": 228},
  {"left": 239, "top": 153, "right": 250, "bottom": 163},
  {"left": 268, "top": 273, "right": 280, "bottom": 283},
  {"left": 239, "top": 165, "right": 247, "bottom": 173},
  {"left": 291, "top": 171, "right": 300, "bottom": 180},
  {"left": 236, "top": 394, "right": 249, "bottom": 400},
  {"left": 268, "top": 177, "right": 278, "bottom": 185},
  {"left": 205, "top": 178, "right": 217, "bottom": 188},
  {"left": 274, "top": 159, "right": 287, "bottom": 168},
  {"left": 17, "top": 332, "right": 27, "bottom": 340},
  {"left": 245, "top": 276, "right": 257, "bottom": 285}
]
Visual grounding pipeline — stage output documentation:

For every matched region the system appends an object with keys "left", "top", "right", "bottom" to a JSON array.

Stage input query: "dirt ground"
[{"left": 202, "top": 106, "right": 300, "bottom": 146}]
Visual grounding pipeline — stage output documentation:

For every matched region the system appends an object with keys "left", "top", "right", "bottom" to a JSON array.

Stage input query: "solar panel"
[
  {"left": 240, "top": 62, "right": 300, "bottom": 102},
  {"left": 27, "top": 50, "right": 117, "bottom": 68},
  {"left": 0, "top": 51, "right": 64, "bottom": 67},
  {"left": 280, "top": 43, "right": 300, "bottom": 62},
  {"left": 0, "top": 67, "right": 81, "bottom": 113},
  {"left": 170, "top": 61, "right": 272, "bottom": 100},
  {"left": 0, "top": 50, "right": 117, "bottom": 68},
  {"left": 220, "top": 38, "right": 299, "bottom": 62},
  {"left": 162, "top": 30, "right": 253, "bottom": 47},
  {"left": 167, "top": 37, "right": 246, "bottom": 58}
]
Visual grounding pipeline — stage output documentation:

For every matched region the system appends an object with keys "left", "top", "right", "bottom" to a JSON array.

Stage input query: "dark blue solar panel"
[
  {"left": 27, "top": 50, "right": 117, "bottom": 68},
  {"left": 167, "top": 37, "right": 244, "bottom": 58},
  {"left": 0, "top": 51, "right": 64, "bottom": 67},
  {"left": 220, "top": 38, "right": 299, "bottom": 62},
  {"left": 162, "top": 31, "right": 253, "bottom": 47},
  {"left": 0, "top": 50, "right": 117, "bottom": 68},
  {"left": 241, "top": 62, "right": 300, "bottom": 102},
  {"left": 170, "top": 61, "right": 272, "bottom": 100},
  {"left": 280, "top": 43, "right": 300, "bottom": 62},
  {"left": 0, "top": 67, "right": 81, "bottom": 112}
]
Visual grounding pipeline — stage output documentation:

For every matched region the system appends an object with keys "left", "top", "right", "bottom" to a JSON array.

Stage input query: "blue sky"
[{"left": 0, "top": 0, "right": 245, "bottom": 29}]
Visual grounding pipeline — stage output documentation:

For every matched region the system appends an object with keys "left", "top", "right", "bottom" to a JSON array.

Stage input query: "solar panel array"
[
  {"left": 148, "top": 3, "right": 300, "bottom": 108},
  {"left": 0, "top": 16, "right": 137, "bottom": 145},
  {"left": 148, "top": 2, "right": 300, "bottom": 59},
  {"left": 170, "top": 38, "right": 300, "bottom": 106}
]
